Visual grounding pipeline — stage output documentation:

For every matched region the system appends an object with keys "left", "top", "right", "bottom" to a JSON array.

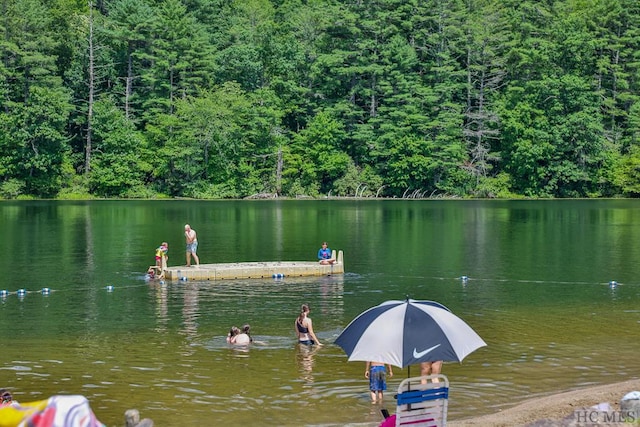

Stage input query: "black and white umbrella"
[{"left": 334, "top": 299, "right": 486, "bottom": 368}]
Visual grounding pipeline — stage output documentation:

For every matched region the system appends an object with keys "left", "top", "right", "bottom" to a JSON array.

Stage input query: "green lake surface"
[{"left": 0, "top": 200, "right": 639, "bottom": 426}]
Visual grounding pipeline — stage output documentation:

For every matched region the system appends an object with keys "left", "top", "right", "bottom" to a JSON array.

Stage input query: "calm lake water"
[{"left": 1, "top": 200, "right": 639, "bottom": 426}]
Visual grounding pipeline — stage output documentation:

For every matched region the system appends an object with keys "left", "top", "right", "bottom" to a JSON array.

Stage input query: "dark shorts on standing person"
[
  {"left": 298, "top": 340, "right": 315, "bottom": 345},
  {"left": 369, "top": 365, "right": 387, "bottom": 391}
]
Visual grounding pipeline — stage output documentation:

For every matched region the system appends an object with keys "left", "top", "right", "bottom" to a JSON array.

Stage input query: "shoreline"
[{"left": 447, "top": 378, "right": 640, "bottom": 426}]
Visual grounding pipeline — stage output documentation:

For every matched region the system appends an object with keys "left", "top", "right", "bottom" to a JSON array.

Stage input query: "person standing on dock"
[
  {"left": 184, "top": 224, "right": 200, "bottom": 267},
  {"left": 155, "top": 242, "right": 168, "bottom": 269}
]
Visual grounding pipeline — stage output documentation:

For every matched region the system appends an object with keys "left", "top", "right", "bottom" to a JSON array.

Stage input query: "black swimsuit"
[
  {"left": 297, "top": 320, "right": 315, "bottom": 344},
  {"left": 296, "top": 320, "right": 309, "bottom": 334}
]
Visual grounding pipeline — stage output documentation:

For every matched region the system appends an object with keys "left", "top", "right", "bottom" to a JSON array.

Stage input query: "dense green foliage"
[{"left": 2, "top": 0, "right": 640, "bottom": 199}]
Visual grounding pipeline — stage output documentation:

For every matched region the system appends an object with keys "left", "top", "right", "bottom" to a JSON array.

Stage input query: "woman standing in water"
[{"left": 295, "top": 304, "right": 323, "bottom": 346}]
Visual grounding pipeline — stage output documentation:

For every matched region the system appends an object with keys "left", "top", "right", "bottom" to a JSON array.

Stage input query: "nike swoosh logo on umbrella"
[{"left": 413, "top": 344, "right": 441, "bottom": 358}]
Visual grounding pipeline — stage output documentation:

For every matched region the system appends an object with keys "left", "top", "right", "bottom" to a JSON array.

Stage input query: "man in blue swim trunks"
[
  {"left": 184, "top": 224, "right": 200, "bottom": 267},
  {"left": 365, "top": 361, "right": 393, "bottom": 403}
]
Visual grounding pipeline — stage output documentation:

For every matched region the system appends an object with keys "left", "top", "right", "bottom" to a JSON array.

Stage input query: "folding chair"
[{"left": 394, "top": 374, "right": 449, "bottom": 427}]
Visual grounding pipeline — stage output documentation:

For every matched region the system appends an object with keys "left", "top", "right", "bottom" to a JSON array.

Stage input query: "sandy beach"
[{"left": 448, "top": 379, "right": 640, "bottom": 427}]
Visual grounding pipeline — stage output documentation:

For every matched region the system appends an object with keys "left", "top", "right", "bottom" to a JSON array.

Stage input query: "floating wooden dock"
[{"left": 162, "top": 250, "right": 344, "bottom": 281}]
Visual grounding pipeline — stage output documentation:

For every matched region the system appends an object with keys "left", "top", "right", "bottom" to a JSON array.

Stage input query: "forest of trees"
[{"left": 1, "top": 0, "right": 640, "bottom": 199}]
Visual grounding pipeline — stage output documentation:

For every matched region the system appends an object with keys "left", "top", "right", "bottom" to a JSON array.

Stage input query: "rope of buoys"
[
  {"left": 0, "top": 275, "right": 627, "bottom": 300},
  {"left": 0, "top": 288, "right": 52, "bottom": 298},
  {"left": 387, "top": 274, "right": 630, "bottom": 287},
  {"left": 0, "top": 280, "right": 158, "bottom": 299}
]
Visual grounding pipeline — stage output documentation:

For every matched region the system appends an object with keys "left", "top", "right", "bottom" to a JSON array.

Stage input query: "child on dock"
[
  {"left": 155, "top": 242, "right": 168, "bottom": 268},
  {"left": 147, "top": 242, "right": 168, "bottom": 279}
]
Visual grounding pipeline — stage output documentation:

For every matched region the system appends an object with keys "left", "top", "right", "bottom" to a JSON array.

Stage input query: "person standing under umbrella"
[
  {"left": 295, "top": 304, "right": 323, "bottom": 346},
  {"left": 365, "top": 361, "right": 393, "bottom": 403},
  {"left": 420, "top": 360, "right": 443, "bottom": 383}
]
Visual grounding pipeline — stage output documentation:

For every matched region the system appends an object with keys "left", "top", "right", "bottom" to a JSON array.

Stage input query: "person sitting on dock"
[{"left": 317, "top": 242, "right": 336, "bottom": 265}]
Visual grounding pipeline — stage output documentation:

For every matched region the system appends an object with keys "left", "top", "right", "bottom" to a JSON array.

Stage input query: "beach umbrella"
[{"left": 334, "top": 299, "right": 486, "bottom": 368}]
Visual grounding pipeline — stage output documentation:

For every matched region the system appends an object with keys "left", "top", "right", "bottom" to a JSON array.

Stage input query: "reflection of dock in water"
[{"left": 163, "top": 250, "right": 344, "bottom": 281}]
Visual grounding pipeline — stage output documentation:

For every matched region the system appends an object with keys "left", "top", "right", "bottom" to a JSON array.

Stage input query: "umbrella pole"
[{"left": 406, "top": 365, "right": 413, "bottom": 409}]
